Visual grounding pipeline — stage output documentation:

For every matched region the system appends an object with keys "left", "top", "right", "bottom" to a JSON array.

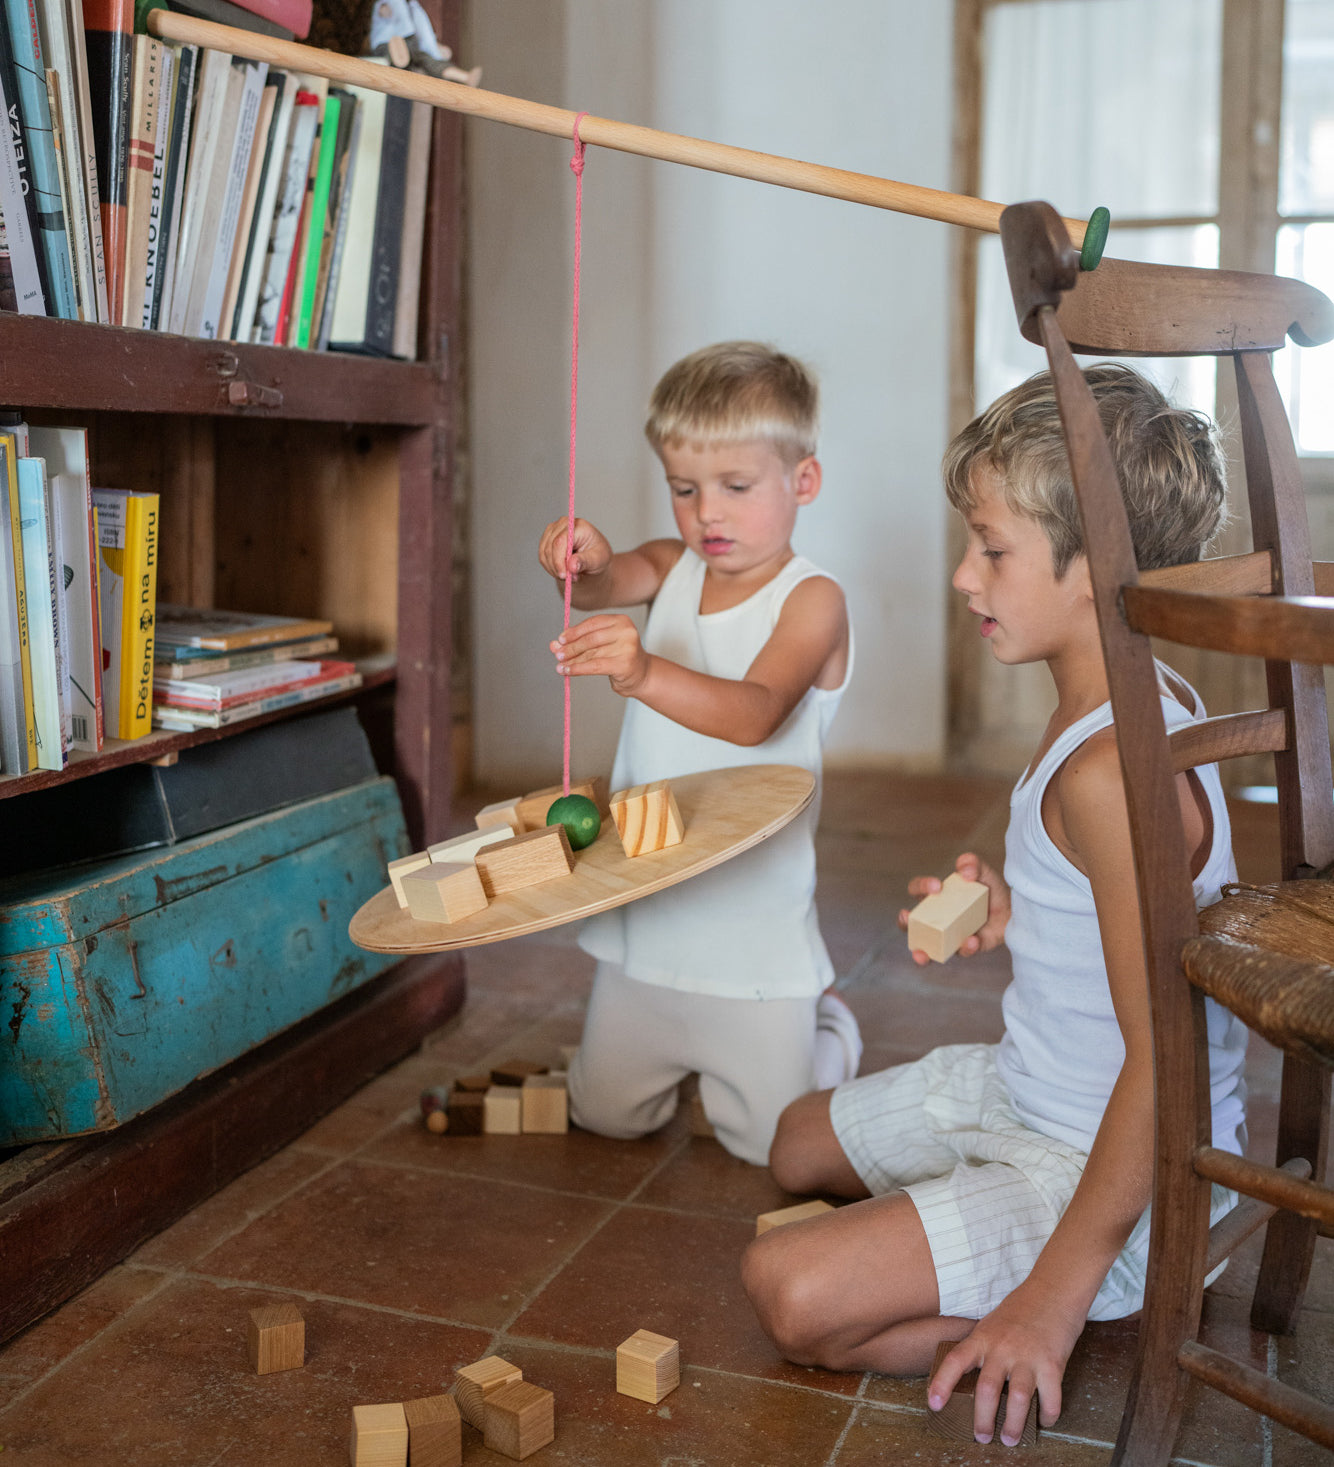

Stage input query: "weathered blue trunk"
[{"left": 0, "top": 777, "right": 408, "bottom": 1143}]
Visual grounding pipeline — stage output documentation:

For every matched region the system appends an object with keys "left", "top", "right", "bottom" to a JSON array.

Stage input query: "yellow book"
[
  {"left": 92, "top": 488, "right": 160, "bottom": 740},
  {"left": 0, "top": 433, "right": 37, "bottom": 771}
]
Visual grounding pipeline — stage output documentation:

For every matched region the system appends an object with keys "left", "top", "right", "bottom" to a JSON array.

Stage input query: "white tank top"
[
  {"left": 579, "top": 549, "right": 852, "bottom": 999},
  {"left": 996, "top": 672, "right": 1248, "bottom": 1156}
]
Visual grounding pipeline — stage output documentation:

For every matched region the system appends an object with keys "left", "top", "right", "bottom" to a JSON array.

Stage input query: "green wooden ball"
[{"left": 546, "top": 793, "right": 601, "bottom": 849}]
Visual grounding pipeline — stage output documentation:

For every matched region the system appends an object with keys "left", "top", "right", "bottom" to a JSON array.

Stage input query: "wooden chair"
[{"left": 997, "top": 200, "right": 1334, "bottom": 1463}]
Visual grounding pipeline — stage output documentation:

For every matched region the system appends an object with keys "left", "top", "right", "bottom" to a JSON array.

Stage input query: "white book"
[
  {"left": 233, "top": 68, "right": 294, "bottom": 343},
  {"left": 16, "top": 457, "right": 62, "bottom": 770},
  {"left": 45, "top": 69, "right": 87, "bottom": 321},
  {"left": 0, "top": 67, "right": 46, "bottom": 314},
  {"left": 152, "top": 668, "right": 362, "bottom": 728},
  {"left": 154, "top": 42, "right": 198, "bottom": 332},
  {"left": 36, "top": 0, "right": 96, "bottom": 321},
  {"left": 254, "top": 81, "right": 319, "bottom": 344},
  {"left": 0, "top": 445, "right": 27, "bottom": 772},
  {"left": 167, "top": 48, "right": 231, "bottom": 336},
  {"left": 156, "top": 657, "right": 325, "bottom": 704},
  {"left": 62, "top": 0, "right": 108, "bottom": 321},
  {"left": 328, "top": 82, "right": 386, "bottom": 347}
]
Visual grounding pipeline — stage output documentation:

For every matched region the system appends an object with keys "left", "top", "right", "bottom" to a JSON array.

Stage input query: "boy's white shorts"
[{"left": 829, "top": 1042, "right": 1236, "bottom": 1321}]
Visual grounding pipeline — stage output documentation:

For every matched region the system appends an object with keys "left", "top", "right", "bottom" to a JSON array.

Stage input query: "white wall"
[{"left": 467, "top": 1, "right": 954, "bottom": 787}]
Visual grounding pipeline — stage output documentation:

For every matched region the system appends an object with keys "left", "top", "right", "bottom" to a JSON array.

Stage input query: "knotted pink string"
[{"left": 562, "top": 112, "right": 588, "bottom": 797}]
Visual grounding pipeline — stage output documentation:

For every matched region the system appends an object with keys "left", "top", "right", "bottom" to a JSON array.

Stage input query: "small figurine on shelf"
[{"left": 368, "top": 0, "right": 481, "bottom": 84}]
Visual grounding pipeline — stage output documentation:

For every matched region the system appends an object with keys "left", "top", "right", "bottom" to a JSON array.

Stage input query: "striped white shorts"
[{"left": 829, "top": 1043, "right": 1236, "bottom": 1322}]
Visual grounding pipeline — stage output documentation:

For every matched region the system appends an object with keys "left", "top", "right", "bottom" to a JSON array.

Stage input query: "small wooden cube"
[
  {"left": 401, "top": 863, "right": 488, "bottom": 924},
  {"left": 484, "top": 1085, "right": 523, "bottom": 1134},
  {"left": 387, "top": 850, "right": 433, "bottom": 908},
  {"left": 925, "top": 1340, "right": 1037, "bottom": 1446},
  {"left": 755, "top": 1199, "right": 835, "bottom": 1236},
  {"left": 426, "top": 825, "right": 513, "bottom": 865},
  {"left": 445, "top": 1090, "right": 484, "bottom": 1136},
  {"left": 247, "top": 1301, "right": 304, "bottom": 1374},
  {"left": 454, "top": 1073, "right": 493, "bottom": 1092},
  {"left": 475, "top": 796, "right": 524, "bottom": 835},
  {"left": 521, "top": 1073, "right": 568, "bottom": 1134},
  {"left": 906, "top": 872, "right": 989, "bottom": 963},
  {"left": 349, "top": 1401, "right": 408, "bottom": 1466},
  {"left": 616, "top": 1328, "right": 679, "bottom": 1403},
  {"left": 514, "top": 775, "right": 609, "bottom": 833},
  {"left": 454, "top": 1355, "right": 523, "bottom": 1429},
  {"left": 474, "top": 825, "right": 575, "bottom": 898},
  {"left": 490, "top": 1059, "right": 547, "bottom": 1087},
  {"left": 609, "top": 780, "right": 685, "bottom": 857},
  {"left": 483, "top": 1380, "right": 555, "bottom": 1460},
  {"left": 403, "top": 1393, "right": 461, "bottom": 1467}
]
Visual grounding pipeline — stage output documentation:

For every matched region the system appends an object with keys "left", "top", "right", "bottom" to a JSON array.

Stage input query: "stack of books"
[
  {"left": 152, "top": 605, "right": 361, "bottom": 728},
  {"left": 0, "top": 0, "right": 432, "bottom": 358},
  {"left": 0, "top": 415, "right": 160, "bottom": 773}
]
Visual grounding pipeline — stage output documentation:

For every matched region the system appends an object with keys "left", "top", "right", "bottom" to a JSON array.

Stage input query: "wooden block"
[
  {"left": 521, "top": 1073, "right": 568, "bottom": 1134},
  {"left": 473, "top": 796, "right": 524, "bottom": 836},
  {"left": 387, "top": 850, "right": 433, "bottom": 908},
  {"left": 426, "top": 825, "right": 513, "bottom": 865},
  {"left": 454, "top": 1355, "right": 523, "bottom": 1430},
  {"left": 925, "top": 1340, "right": 1037, "bottom": 1446},
  {"left": 247, "top": 1301, "right": 304, "bottom": 1374},
  {"left": 490, "top": 1059, "right": 547, "bottom": 1087},
  {"left": 483, "top": 1380, "right": 555, "bottom": 1460},
  {"left": 484, "top": 1085, "right": 523, "bottom": 1134},
  {"left": 616, "top": 1328, "right": 679, "bottom": 1403},
  {"left": 609, "top": 780, "right": 685, "bottom": 857},
  {"left": 349, "top": 1401, "right": 408, "bottom": 1466},
  {"left": 515, "top": 775, "right": 609, "bottom": 833},
  {"left": 403, "top": 1394, "right": 461, "bottom": 1467},
  {"left": 454, "top": 1073, "right": 492, "bottom": 1092},
  {"left": 401, "top": 863, "right": 489, "bottom": 925},
  {"left": 906, "top": 872, "right": 989, "bottom": 963},
  {"left": 755, "top": 1199, "right": 835, "bottom": 1236},
  {"left": 474, "top": 826, "right": 575, "bottom": 898},
  {"left": 445, "top": 1090, "right": 484, "bottom": 1136}
]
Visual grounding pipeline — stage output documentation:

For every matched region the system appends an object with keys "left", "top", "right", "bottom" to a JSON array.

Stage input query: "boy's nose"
[{"left": 951, "top": 554, "right": 978, "bottom": 595}]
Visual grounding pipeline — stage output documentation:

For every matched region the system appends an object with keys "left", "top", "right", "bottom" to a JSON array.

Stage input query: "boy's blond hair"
[
  {"left": 943, "top": 364, "right": 1226, "bottom": 576},
  {"left": 645, "top": 341, "right": 819, "bottom": 467}
]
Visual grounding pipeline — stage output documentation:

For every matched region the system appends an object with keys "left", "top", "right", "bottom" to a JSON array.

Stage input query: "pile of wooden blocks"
[
  {"left": 387, "top": 777, "right": 609, "bottom": 926},
  {"left": 420, "top": 1060, "right": 568, "bottom": 1137},
  {"left": 454, "top": 1354, "right": 555, "bottom": 1461}
]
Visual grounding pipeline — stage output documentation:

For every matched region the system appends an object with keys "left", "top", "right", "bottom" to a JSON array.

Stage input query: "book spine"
[
  {"left": 363, "top": 92, "right": 410, "bottom": 357},
  {"left": 195, "top": 55, "right": 265, "bottom": 338},
  {"left": 314, "top": 92, "right": 357, "bottom": 350},
  {"left": 15, "top": 455, "right": 61, "bottom": 768},
  {"left": 52, "top": 470, "right": 100, "bottom": 749},
  {"left": 154, "top": 667, "right": 360, "bottom": 727},
  {"left": 0, "top": 60, "right": 43, "bottom": 311},
  {"left": 137, "top": 39, "right": 171, "bottom": 327},
  {"left": 0, "top": 436, "right": 34, "bottom": 771},
  {"left": 116, "top": 490, "right": 156, "bottom": 737},
  {"left": 119, "top": 31, "right": 160, "bottom": 327},
  {"left": 215, "top": 58, "right": 272, "bottom": 338},
  {"left": 230, "top": 65, "right": 287, "bottom": 341},
  {"left": 293, "top": 85, "right": 336, "bottom": 349},
  {"left": 37, "top": 0, "right": 98, "bottom": 320},
  {"left": 0, "top": 6, "right": 50, "bottom": 310},
  {"left": 81, "top": 0, "right": 131, "bottom": 324},
  {"left": 64, "top": 0, "right": 107, "bottom": 321},
  {"left": 42, "top": 454, "right": 73, "bottom": 753},
  {"left": 391, "top": 99, "right": 429, "bottom": 361},
  {"left": 279, "top": 72, "right": 323, "bottom": 345},
  {"left": 3, "top": 0, "right": 77, "bottom": 316},
  {"left": 166, "top": 44, "right": 226, "bottom": 336},
  {"left": 253, "top": 82, "right": 312, "bottom": 343},
  {"left": 221, "top": 0, "right": 307, "bottom": 39},
  {"left": 150, "top": 38, "right": 193, "bottom": 331},
  {"left": 44, "top": 66, "right": 84, "bottom": 318}
]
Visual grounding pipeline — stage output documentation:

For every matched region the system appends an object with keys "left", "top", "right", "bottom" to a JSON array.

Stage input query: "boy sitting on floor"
[{"left": 741, "top": 364, "right": 1248, "bottom": 1445}]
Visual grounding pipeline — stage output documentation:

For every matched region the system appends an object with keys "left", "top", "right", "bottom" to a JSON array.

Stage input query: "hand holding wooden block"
[
  {"left": 521, "top": 1073, "right": 568, "bottom": 1134},
  {"left": 349, "top": 1401, "right": 409, "bottom": 1466},
  {"left": 403, "top": 1394, "right": 461, "bottom": 1467},
  {"left": 474, "top": 826, "right": 576, "bottom": 897},
  {"left": 247, "top": 1301, "right": 304, "bottom": 1373},
  {"left": 755, "top": 1199, "right": 835, "bottom": 1236},
  {"left": 610, "top": 780, "right": 684, "bottom": 857},
  {"left": 454, "top": 1356, "right": 523, "bottom": 1429},
  {"left": 483, "top": 1380, "right": 555, "bottom": 1460},
  {"left": 401, "top": 863, "right": 489, "bottom": 925},
  {"left": 616, "top": 1328, "right": 679, "bottom": 1403},
  {"left": 925, "top": 1339, "right": 1037, "bottom": 1446},
  {"left": 906, "top": 872, "right": 989, "bottom": 963}
]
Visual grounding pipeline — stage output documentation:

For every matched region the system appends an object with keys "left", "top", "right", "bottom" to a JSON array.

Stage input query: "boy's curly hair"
[
  {"left": 645, "top": 341, "right": 819, "bottom": 468},
  {"left": 943, "top": 364, "right": 1227, "bottom": 576}
]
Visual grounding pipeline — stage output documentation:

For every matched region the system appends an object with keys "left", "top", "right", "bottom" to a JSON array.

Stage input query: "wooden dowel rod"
[{"left": 146, "top": 9, "right": 1089, "bottom": 243}]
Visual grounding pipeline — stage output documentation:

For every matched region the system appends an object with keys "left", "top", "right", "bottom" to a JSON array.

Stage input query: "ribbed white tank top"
[{"left": 579, "top": 549, "right": 851, "bottom": 999}]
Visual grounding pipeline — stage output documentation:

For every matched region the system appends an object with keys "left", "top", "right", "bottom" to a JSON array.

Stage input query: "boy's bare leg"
[{"left": 752, "top": 1089, "right": 973, "bottom": 1375}]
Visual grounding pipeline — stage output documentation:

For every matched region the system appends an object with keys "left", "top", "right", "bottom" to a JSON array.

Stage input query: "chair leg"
[{"left": 1252, "top": 1053, "right": 1330, "bottom": 1334}]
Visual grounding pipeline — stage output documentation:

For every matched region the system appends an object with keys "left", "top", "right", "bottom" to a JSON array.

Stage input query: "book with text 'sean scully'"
[
  {"left": 30, "top": 424, "right": 102, "bottom": 751},
  {"left": 155, "top": 604, "right": 333, "bottom": 651},
  {"left": 0, "top": 434, "right": 36, "bottom": 773},
  {"left": 16, "top": 455, "right": 64, "bottom": 769},
  {"left": 154, "top": 631, "right": 336, "bottom": 674},
  {"left": 154, "top": 655, "right": 347, "bottom": 709},
  {"left": 93, "top": 486, "right": 159, "bottom": 740},
  {"left": 152, "top": 660, "right": 361, "bottom": 728}
]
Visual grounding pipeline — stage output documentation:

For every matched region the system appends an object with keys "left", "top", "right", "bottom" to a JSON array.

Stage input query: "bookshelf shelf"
[
  {"left": 0, "top": 663, "right": 396, "bottom": 800},
  {"left": 0, "top": 315, "right": 440, "bottom": 425}
]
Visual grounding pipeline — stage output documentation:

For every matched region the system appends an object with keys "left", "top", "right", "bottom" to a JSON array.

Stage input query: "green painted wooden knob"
[{"left": 1080, "top": 206, "right": 1111, "bottom": 271}]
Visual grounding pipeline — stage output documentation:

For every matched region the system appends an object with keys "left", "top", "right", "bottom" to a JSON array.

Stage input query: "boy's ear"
[{"left": 793, "top": 455, "right": 822, "bottom": 505}]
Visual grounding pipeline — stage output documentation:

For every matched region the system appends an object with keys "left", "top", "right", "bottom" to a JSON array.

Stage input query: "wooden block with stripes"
[
  {"left": 521, "top": 1073, "right": 568, "bottom": 1134},
  {"left": 454, "top": 1356, "right": 523, "bottom": 1430},
  {"left": 403, "top": 1393, "right": 461, "bottom": 1467},
  {"left": 247, "top": 1301, "right": 304, "bottom": 1374},
  {"left": 474, "top": 825, "right": 576, "bottom": 897},
  {"left": 925, "top": 1339, "right": 1037, "bottom": 1446},
  {"left": 483, "top": 1380, "right": 555, "bottom": 1460},
  {"left": 616, "top": 1328, "right": 679, "bottom": 1403},
  {"left": 609, "top": 780, "right": 685, "bottom": 857}
]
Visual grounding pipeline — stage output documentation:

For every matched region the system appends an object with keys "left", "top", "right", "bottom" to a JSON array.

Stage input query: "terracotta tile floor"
[{"left": 1, "top": 772, "right": 1329, "bottom": 1465}]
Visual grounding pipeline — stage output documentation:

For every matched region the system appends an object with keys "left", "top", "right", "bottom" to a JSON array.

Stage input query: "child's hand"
[
  {"left": 551, "top": 614, "right": 651, "bottom": 696},
  {"left": 538, "top": 517, "right": 612, "bottom": 584},
  {"left": 897, "top": 852, "right": 1010, "bottom": 966}
]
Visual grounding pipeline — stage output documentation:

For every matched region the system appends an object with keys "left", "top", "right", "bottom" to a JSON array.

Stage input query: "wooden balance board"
[{"left": 349, "top": 763, "right": 815, "bottom": 954}]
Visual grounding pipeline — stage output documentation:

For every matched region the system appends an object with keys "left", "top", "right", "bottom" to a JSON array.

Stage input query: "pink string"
[{"left": 562, "top": 112, "right": 588, "bottom": 798}]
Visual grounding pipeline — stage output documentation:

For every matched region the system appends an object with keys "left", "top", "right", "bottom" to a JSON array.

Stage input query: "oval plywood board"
[{"left": 349, "top": 763, "right": 815, "bottom": 954}]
